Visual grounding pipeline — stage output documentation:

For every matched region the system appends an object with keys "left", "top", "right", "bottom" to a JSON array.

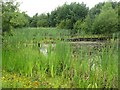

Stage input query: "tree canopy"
[
  {"left": 2, "top": 0, "right": 119, "bottom": 35},
  {"left": 2, "top": 0, "right": 29, "bottom": 33},
  {"left": 92, "top": 2, "right": 118, "bottom": 34}
]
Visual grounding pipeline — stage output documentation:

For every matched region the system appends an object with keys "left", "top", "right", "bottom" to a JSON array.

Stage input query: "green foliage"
[
  {"left": 57, "top": 19, "right": 73, "bottom": 29},
  {"left": 89, "top": 2, "right": 105, "bottom": 19},
  {"left": 50, "top": 2, "right": 88, "bottom": 29},
  {"left": 57, "top": 20, "right": 66, "bottom": 29},
  {"left": 2, "top": 28, "right": 119, "bottom": 88},
  {"left": 37, "top": 14, "right": 49, "bottom": 27},
  {"left": 73, "top": 20, "right": 83, "bottom": 34},
  {"left": 10, "top": 12, "right": 29, "bottom": 28},
  {"left": 118, "top": 2, "right": 120, "bottom": 30},
  {"left": 2, "top": 1, "right": 119, "bottom": 35},
  {"left": 30, "top": 13, "right": 38, "bottom": 27},
  {"left": 65, "top": 19, "right": 73, "bottom": 29},
  {"left": 30, "top": 13, "right": 49, "bottom": 27},
  {"left": 92, "top": 2, "right": 118, "bottom": 34},
  {"left": 74, "top": 15, "right": 93, "bottom": 35},
  {"left": 2, "top": 0, "right": 29, "bottom": 33}
]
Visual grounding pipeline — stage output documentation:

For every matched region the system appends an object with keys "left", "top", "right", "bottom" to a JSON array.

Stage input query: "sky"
[{"left": 16, "top": 0, "right": 118, "bottom": 17}]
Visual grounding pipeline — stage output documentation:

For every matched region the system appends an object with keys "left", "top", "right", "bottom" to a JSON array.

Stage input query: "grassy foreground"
[{"left": 2, "top": 28, "right": 119, "bottom": 88}]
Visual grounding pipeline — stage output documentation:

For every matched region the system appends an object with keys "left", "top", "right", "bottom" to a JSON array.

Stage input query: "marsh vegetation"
[
  {"left": 1, "top": 0, "right": 119, "bottom": 88},
  {"left": 2, "top": 28, "right": 119, "bottom": 88}
]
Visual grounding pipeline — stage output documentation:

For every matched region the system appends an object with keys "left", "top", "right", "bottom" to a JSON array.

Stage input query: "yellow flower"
[
  {"left": 2, "top": 77, "right": 5, "bottom": 79},
  {"left": 32, "top": 81, "right": 39, "bottom": 87}
]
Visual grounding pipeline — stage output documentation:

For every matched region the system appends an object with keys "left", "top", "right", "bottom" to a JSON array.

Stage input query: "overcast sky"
[{"left": 16, "top": 0, "right": 118, "bottom": 17}]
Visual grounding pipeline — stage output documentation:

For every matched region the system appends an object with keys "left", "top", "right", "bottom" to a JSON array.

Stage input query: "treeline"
[{"left": 2, "top": 0, "right": 120, "bottom": 35}]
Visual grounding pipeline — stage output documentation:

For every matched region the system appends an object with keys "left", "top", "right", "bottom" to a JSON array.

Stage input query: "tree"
[
  {"left": 89, "top": 2, "right": 105, "bottom": 20},
  {"left": 2, "top": 0, "right": 29, "bottom": 33},
  {"left": 92, "top": 2, "right": 118, "bottom": 34},
  {"left": 74, "top": 14, "right": 93, "bottom": 35},
  {"left": 37, "top": 14, "right": 49, "bottom": 27},
  {"left": 57, "top": 19, "right": 73, "bottom": 29},
  {"left": 117, "top": 2, "right": 120, "bottom": 31},
  {"left": 57, "top": 20, "right": 66, "bottom": 29},
  {"left": 73, "top": 20, "right": 82, "bottom": 34},
  {"left": 49, "top": 10, "right": 57, "bottom": 27},
  {"left": 30, "top": 13, "right": 38, "bottom": 27},
  {"left": 10, "top": 12, "right": 29, "bottom": 28},
  {"left": 49, "top": 2, "right": 89, "bottom": 29},
  {"left": 2, "top": 1, "right": 19, "bottom": 32},
  {"left": 22, "top": 12, "right": 31, "bottom": 27}
]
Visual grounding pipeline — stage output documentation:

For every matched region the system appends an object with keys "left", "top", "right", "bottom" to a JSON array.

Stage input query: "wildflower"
[
  {"left": 2, "top": 77, "right": 5, "bottom": 79},
  {"left": 32, "top": 81, "right": 39, "bottom": 87}
]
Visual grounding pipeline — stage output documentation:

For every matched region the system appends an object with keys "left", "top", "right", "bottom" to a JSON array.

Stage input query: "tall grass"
[
  {"left": 2, "top": 28, "right": 119, "bottom": 88},
  {"left": 0, "top": 35, "right": 2, "bottom": 89}
]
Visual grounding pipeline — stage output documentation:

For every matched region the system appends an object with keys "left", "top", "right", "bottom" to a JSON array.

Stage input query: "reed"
[{"left": 2, "top": 28, "right": 118, "bottom": 88}]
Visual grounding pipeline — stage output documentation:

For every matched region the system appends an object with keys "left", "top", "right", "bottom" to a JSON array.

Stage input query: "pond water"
[
  {"left": 39, "top": 43, "right": 55, "bottom": 56},
  {"left": 39, "top": 41, "right": 105, "bottom": 56}
]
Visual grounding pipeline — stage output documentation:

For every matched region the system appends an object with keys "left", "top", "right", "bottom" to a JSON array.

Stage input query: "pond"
[{"left": 39, "top": 41, "right": 106, "bottom": 56}]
